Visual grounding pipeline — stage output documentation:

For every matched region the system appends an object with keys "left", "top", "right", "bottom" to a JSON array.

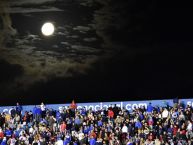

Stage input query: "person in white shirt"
[
  {"left": 19, "top": 134, "right": 27, "bottom": 144},
  {"left": 78, "top": 132, "right": 84, "bottom": 141},
  {"left": 162, "top": 108, "right": 169, "bottom": 119},
  {"left": 187, "top": 120, "right": 192, "bottom": 131},
  {"left": 179, "top": 112, "right": 185, "bottom": 121},
  {"left": 40, "top": 102, "right": 46, "bottom": 112},
  {"left": 186, "top": 120, "right": 193, "bottom": 139},
  {"left": 121, "top": 123, "right": 128, "bottom": 143},
  {"left": 29, "top": 126, "right": 34, "bottom": 134},
  {"left": 40, "top": 102, "right": 46, "bottom": 118},
  {"left": 10, "top": 137, "right": 16, "bottom": 145},
  {"left": 55, "top": 138, "right": 63, "bottom": 145},
  {"left": 122, "top": 124, "right": 128, "bottom": 133}
]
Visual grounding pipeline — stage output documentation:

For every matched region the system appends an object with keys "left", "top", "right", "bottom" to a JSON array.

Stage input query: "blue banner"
[{"left": 0, "top": 98, "right": 193, "bottom": 114}]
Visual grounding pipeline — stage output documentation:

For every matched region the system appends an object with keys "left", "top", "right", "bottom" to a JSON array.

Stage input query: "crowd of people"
[{"left": 0, "top": 100, "right": 193, "bottom": 145}]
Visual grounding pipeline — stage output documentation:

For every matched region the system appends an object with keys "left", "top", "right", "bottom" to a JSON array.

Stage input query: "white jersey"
[
  {"left": 56, "top": 139, "right": 63, "bottom": 145},
  {"left": 10, "top": 138, "right": 16, "bottom": 145},
  {"left": 40, "top": 104, "right": 46, "bottom": 111}
]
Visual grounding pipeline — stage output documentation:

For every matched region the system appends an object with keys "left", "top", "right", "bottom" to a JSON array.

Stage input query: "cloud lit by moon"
[{"left": 0, "top": 0, "right": 104, "bottom": 98}]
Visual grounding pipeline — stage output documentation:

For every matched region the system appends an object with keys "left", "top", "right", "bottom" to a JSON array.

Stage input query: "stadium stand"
[{"left": 0, "top": 100, "right": 193, "bottom": 145}]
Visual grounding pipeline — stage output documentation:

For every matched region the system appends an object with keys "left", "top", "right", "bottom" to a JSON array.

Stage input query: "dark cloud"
[
  {"left": 7, "top": 7, "right": 63, "bottom": 14},
  {"left": 0, "top": 59, "right": 24, "bottom": 100},
  {"left": 83, "top": 37, "right": 97, "bottom": 42},
  {"left": 8, "top": 0, "right": 63, "bottom": 13},
  {"left": 0, "top": 59, "right": 23, "bottom": 82}
]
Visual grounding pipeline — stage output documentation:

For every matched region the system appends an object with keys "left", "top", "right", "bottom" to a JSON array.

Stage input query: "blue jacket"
[
  {"left": 135, "top": 121, "right": 142, "bottom": 129},
  {"left": 81, "top": 109, "right": 86, "bottom": 116},
  {"left": 167, "top": 127, "right": 173, "bottom": 134},
  {"left": 83, "top": 126, "right": 89, "bottom": 134},
  {"left": 147, "top": 104, "right": 153, "bottom": 113},
  {"left": 63, "top": 136, "right": 71, "bottom": 145},
  {"left": 16, "top": 105, "right": 22, "bottom": 112},
  {"left": 89, "top": 125, "right": 94, "bottom": 132},
  {"left": 63, "top": 140, "right": 70, "bottom": 145},
  {"left": 56, "top": 111, "right": 61, "bottom": 121},
  {"left": 97, "top": 120, "right": 103, "bottom": 127},
  {"left": 1, "top": 140, "right": 6, "bottom": 145},
  {"left": 89, "top": 138, "right": 96, "bottom": 145},
  {"left": 139, "top": 113, "right": 144, "bottom": 120},
  {"left": 5, "top": 129, "right": 12, "bottom": 137}
]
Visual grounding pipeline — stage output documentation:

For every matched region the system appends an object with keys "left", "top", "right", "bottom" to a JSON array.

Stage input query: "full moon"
[{"left": 41, "top": 22, "right": 55, "bottom": 36}]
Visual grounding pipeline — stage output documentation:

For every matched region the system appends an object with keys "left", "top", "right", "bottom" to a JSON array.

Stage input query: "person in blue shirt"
[
  {"left": 74, "top": 116, "right": 81, "bottom": 125},
  {"left": 63, "top": 135, "right": 71, "bottom": 145},
  {"left": 89, "top": 136, "right": 96, "bottom": 145},
  {"left": 83, "top": 125, "right": 89, "bottom": 134},
  {"left": 14, "top": 127, "right": 22, "bottom": 138},
  {"left": 89, "top": 124, "right": 94, "bottom": 132},
  {"left": 5, "top": 127, "right": 12, "bottom": 138},
  {"left": 16, "top": 102, "right": 22, "bottom": 116},
  {"left": 139, "top": 112, "right": 144, "bottom": 121},
  {"left": 135, "top": 120, "right": 142, "bottom": 129},
  {"left": 80, "top": 107, "right": 87, "bottom": 116},
  {"left": 147, "top": 102, "right": 153, "bottom": 113},
  {"left": 56, "top": 111, "right": 62, "bottom": 124},
  {"left": 1, "top": 137, "right": 6, "bottom": 145},
  {"left": 97, "top": 119, "right": 103, "bottom": 127}
]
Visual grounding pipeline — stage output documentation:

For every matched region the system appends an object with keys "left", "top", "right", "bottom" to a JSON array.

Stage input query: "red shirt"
[
  {"left": 108, "top": 110, "right": 114, "bottom": 118},
  {"left": 0, "top": 132, "right": 4, "bottom": 139},
  {"left": 181, "top": 129, "right": 186, "bottom": 135},
  {"left": 60, "top": 123, "right": 66, "bottom": 132},
  {"left": 173, "top": 126, "right": 178, "bottom": 136},
  {"left": 70, "top": 100, "right": 77, "bottom": 109}
]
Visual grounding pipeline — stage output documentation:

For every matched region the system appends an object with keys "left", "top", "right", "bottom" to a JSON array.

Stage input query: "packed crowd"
[{"left": 0, "top": 100, "right": 193, "bottom": 145}]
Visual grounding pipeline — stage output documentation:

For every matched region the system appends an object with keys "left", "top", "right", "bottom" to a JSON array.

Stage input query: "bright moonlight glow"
[{"left": 41, "top": 22, "right": 55, "bottom": 36}]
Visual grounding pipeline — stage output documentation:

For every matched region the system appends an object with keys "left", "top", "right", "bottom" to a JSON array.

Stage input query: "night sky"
[{"left": 0, "top": 0, "right": 193, "bottom": 105}]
